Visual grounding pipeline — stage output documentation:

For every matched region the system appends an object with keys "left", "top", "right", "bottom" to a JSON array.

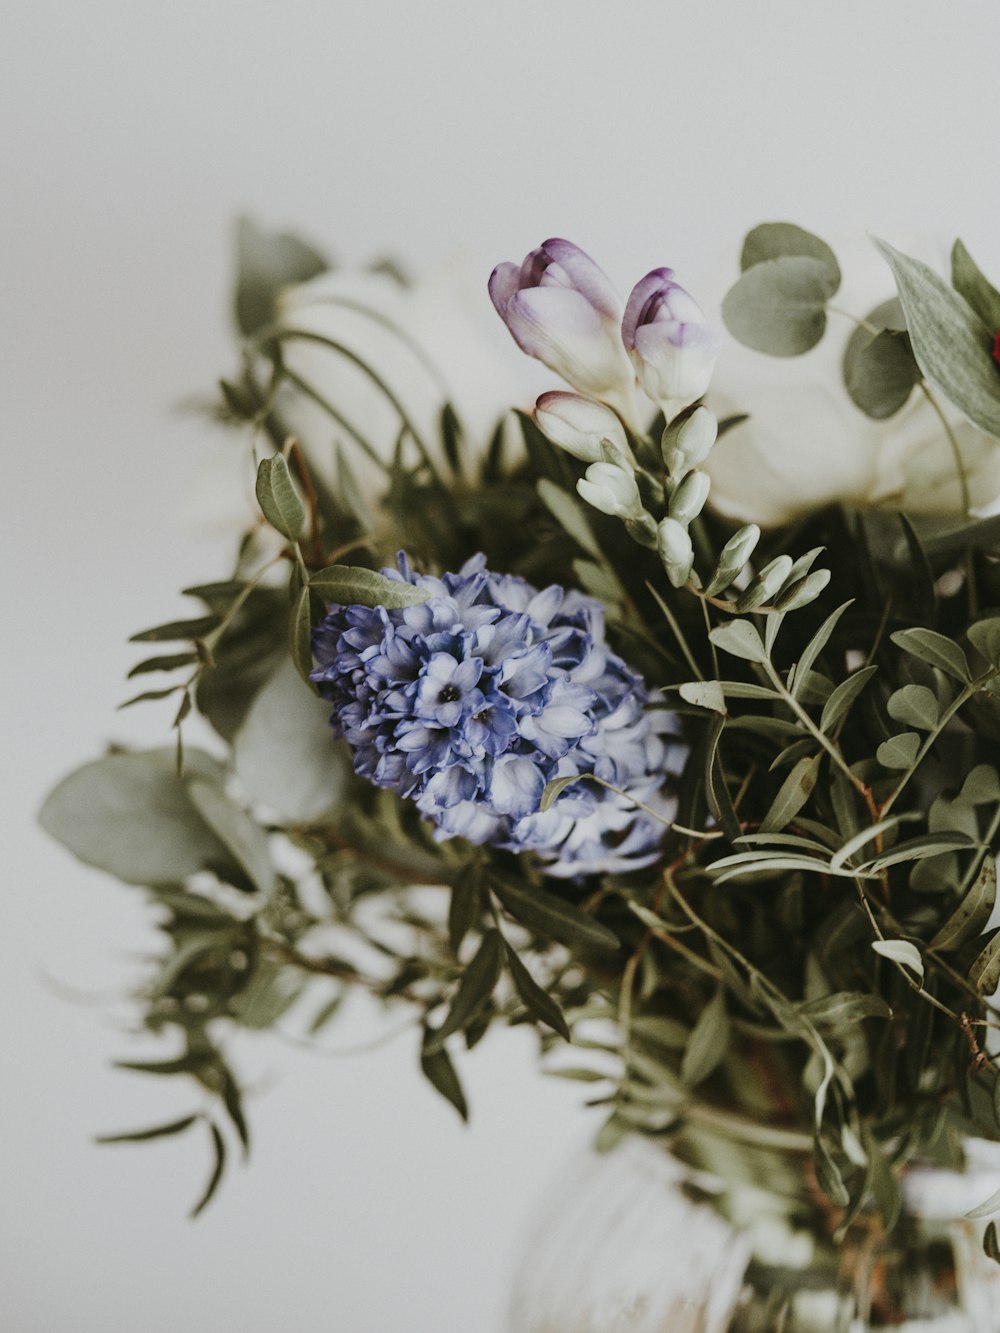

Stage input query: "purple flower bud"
[
  {"left": 622, "top": 269, "right": 721, "bottom": 416},
  {"left": 534, "top": 391, "right": 632, "bottom": 465},
  {"left": 489, "top": 240, "right": 637, "bottom": 421}
]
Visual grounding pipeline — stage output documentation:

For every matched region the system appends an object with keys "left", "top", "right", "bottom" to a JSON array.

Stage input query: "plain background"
[{"left": 4, "top": 3, "right": 1000, "bottom": 1330}]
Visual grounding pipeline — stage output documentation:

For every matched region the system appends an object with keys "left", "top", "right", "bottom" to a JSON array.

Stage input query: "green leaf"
[
  {"left": 491, "top": 875, "right": 620, "bottom": 952},
  {"left": 792, "top": 602, "right": 853, "bottom": 699},
  {"left": 760, "top": 754, "right": 822, "bottom": 834},
  {"left": 233, "top": 659, "right": 349, "bottom": 823},
  {"left": 309, "top": 564, "right": 431, "bottom": 609},
  {"left": 740, "top": 222, "right": 841, "bottom": 287},
  {"left": 255, "top": 453, "right": 305, "bottom": 542},
  {"left": 952, "top": 239, "right": 1000, "bottom": 331},
  {"left": 876, "top": 733, "right": 921, "bottom": 770},
  {"left": 711, "top": 681, "right": 781, "bottom": 701},
  {"left": 186, "top": 779, "right": 277, "bottom": 896},
  {"left": 129, "top": 616, "right": 221, "bottom": 644},
  {"left": 234, "top": 216, "right": 328, "bottom": 337},
  {"left": 680, "top": 988, "right": 729, "bottom": 1087},
  {"left": 447, "top": 876, "right": 480, "bottom": 956},
  {"left": 984, "top": 1221, "right": 1000, "bottom": 1265},
  {"left": 427, "top": 930, "right": 503, "bottom": 1050},
  {"left": 890, "top": 627, "right": 970, "bottom": 681},
  {"left": 504, "top": 941, "right": 570, "bottom": 1040},
  {"left": 842, "top": 299, "right": 917, "bottom": 419},
  {"left": 820, "top": 665, "right": 878, "bottom": 734},
  {"left": 969, "top": 618, "right": 1000, "bottom": 668},
  {"left": 704, "top": 713, "right": 741, "bottom": 844},
  {"left": 539, "top": 773, "right": 592, "bottom": 813},
  {"left": 874, "top": 239, "right": 1000, "bottom": 439},
  {"left": 678, "top": 681, "right": 726, "bottom": 714},
  {"left": 814, "top": 1133, "right": 850, "bottom": 1208},
  {"left": 887, "top": 684, "right": 939, "bottom": 732},
  {"left": 39, "top": 748, "right": 232, "bottom": 886},
  {"left": 863, "top": 832, "right": 976, "bottom": 873},
  {"left": 127, "top": 652, "right": 198, "bottom": 678},
  {"left": 289, "top": 585, "right": 314, "bottom": 682},
  {"left": 722, "top": 255, "right": 839, "bottom": 356},
  {"left": 537, "top": 478, "right": 602, "bottom": 560},
  {"left": 797, "top": 992, "right": 892, "bottom": 1025},
  {"left": 966, "top": 1182, "right": 1000, "bottom": 1222},
  {"left": 419, "top": 1036, "right": 469, "bottom": 1121},
  {"left": 871, "top": 939, "right": 924, "bottom": 980},
  {"left": 96, "top": 1114, "right": 200, "bottom": 1145},
  {"left": 708, "top": 619, "right": 768, "bottom": 664},
  {"left": 970, "top": 931, "right": 1000, "bottom": 996},
  {"left": 929, "top": 856, "right": 997, "bottom": 952},
  {"left": 190, "top": 1122, "right": 227, "bottom": 1219}
]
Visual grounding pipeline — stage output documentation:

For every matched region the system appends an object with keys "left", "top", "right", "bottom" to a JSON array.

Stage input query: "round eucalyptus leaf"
[
  {"left": 842, "top": 298, "right": 918, "bottom": 418},
  {"left": 740, "top": 221, "right": 841, "bottom": 290},
  {"left": 39, "top": 748, "right": 232, "bottom": 886},
  {"left": 722, "top": 256, "right": 839, "bottom": 356}
]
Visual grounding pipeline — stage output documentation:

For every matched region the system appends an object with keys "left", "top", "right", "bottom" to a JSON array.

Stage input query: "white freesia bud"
[
  {"left": 656, "top": 517, "right": 695, "bottom": 587},
  {"left": 703, "top": 523, "right": 761, "bottom": 596},
  {"left": 623, "top": 269, "right": 721, "bottom": 416},
  {"left": 577, "top": 462, "right": 644, "bottom": 519},
  {"left": 661, "top": 406, "right": 718, "bottom": 479},
  {"left": 736, "top": 554, "right": 794, "bottom": 612},
  {"left": 668, "top": 470, "right": 711, "bottom": 525},
  {"left": 535, "top": 391, "right": 633, "bottom": 464}
]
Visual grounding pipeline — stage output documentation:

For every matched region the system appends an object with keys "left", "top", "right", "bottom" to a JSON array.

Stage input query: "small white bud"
[
  {"left": 668, "top": 470, "right": 711, "bottom": 525},
  {"left": 661, "top": 405, "right": 718, "bottom": 479},
  {"left": 577, "top": 462, "right": 644, "bottom": 519},
  {"left": 535, "top": 391, "right": 632, "bottom": 465},
  {"left": 657, "top": 517, "right": 695, "bottom": 587}
]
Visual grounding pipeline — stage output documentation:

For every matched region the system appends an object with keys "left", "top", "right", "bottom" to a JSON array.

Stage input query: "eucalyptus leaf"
[
  {"left": 309, "top": 564, "right": 431, "bottom": 609},
  {"left": 875, "top": 239, "right": 1000, "bottom": 439},
  {"left": 39, "top": 748, "right": 232, "bottom": 886},
  {"left": 842, "top": 299, "right": 917, "bottom": 419},
  {"left": 187, "top": 779, "right": 277, "bottom": 896},
  {"left": 722, "top": 255, "right": 839, "bottom": 356},
  {"left": 952, "top": 239, "right": 1000, "bottom": 331},
  {"left": 233, "top": 658, "right": 349, "bottom": 823},
  {"left": 740, "top": 222, "right": 840, "bottom": 287}
]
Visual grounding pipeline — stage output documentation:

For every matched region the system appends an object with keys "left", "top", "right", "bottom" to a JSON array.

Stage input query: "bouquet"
[{"left": 41, "top": 217, "right": 1000, "bottom": 1292}]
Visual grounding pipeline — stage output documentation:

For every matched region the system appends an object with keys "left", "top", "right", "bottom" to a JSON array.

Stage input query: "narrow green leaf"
[
  {"left": 890, "top": 627, "right": 970, "bottom": 682},
  {"left": 255, "top": 453, "right": 305, "bottom": 542},
  {"left": 876, "top": 732, "right": 921, "bottom": 770},
  {"left": 504, "top": 941, "right": 570, "bottom": 1040},
  {"left": 966, "top": 1182, "right": 1000, "bottom": 1221},
  {"left": 984, "top": 1221, "right": 1000, "bottom": 1265},
  {"left": 929, "top": 856, "right": 997, "bottom": 952},
  {"left": 863, "top": 832, "right": 976, "bottom": 873},
  {"left": 708, "top": 619, "right": 768, "bottom": 664},
  {"left": 740, "top": 222, "right": 841, "bottom": 287},
  {"left": 420, "top": 1033, "right": 469, "bottom": 1121},
  {"left": 427, "top": 930, "right": 503, "bottom": 1050},
  {"left": 875, "top": 239, "right": 1000, "bottom": 439},
  {"left": 760, "top": 754, "right": 822, "bottom": 834},
  {"left": 830, "top": 817, "right": 904, "bottom": 871},
  {"left": 537, "top": 478, "right": 602, "bottom": 559},
  {"left": 792, "top": 602, "right": 852, "bottom": 699},
  {"left": 814, "top": 1134, "right": 850, "bottom": 1208},
  {"left": 713, "top": 681, "right": 781, "bottom": 700},
  {"left": 970, "top": 931, "right": 1000, "bottom": 996},
  {"left": 678, "top": 681, "right": 726, "bottom": 714},
  {"left": 309, "top": 564, "right": 431, "bottom": 609},
  {"left": 704, "top": 713, "right": 741, "bottom": 844},
  {"left": 820, "top": 665, "right": 878, "bottom": 734},
  {"left": 117, "top": 686, "right": 185, "bottom": 709},
  {"left": 539, "top": 773, "right": 591, "bottom": 812},
  {"left": 190, "top": 1122, "right": 227, "bottom": 1219},
  {"left": 797, "top": 992, "right": 891, "bottom": 1025},
  {"left": 186, "top": 779, "right": 277, "bottom": 896},
  {"left": 289, "top": 585, "right": 314, "bottom": 682},
  {"left": 96, "top": 1114, "right": 200, "bottom": 1144},
  {"left": 127, "top": 653, "right": 198, "bottom": 678},
  {"left": 871, "top": 939, "right": 924, "bottom": 980},
  {"left": 952, "top": 239, "right": 1000, "bottom": 332},
  {"left": 680, "top": 988, "right": 729, "bottom": 1087},
  {"left": 491, "top": 875, "right": 620, "bottom": 952},
  {"left": 722, "top": 255, "right": 839, "bottom": 356},
  {"left": 234, "top": 216, "right": 328, "bottom": 336},
  {"left": 129, "top": 616, "right": 221, "bottom": 644}
]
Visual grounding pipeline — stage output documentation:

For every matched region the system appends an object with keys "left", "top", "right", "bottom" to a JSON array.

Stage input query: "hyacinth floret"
[{"left": 311, "top": 554, "right": 683, "bottom": 876}]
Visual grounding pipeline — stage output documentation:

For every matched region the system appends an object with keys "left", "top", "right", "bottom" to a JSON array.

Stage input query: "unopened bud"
[
  {"left": 577, "top": 461, "right": 644, "bottom": 519},
  {"left": 661, "top": 405, "right": 718, "bottom": 479},
  {"left": 773, "top": 568, "right": 832, "bottom": 612},
  {"left": 704, "top": 523, "right": 761, "bottom": 596},
  {"left": 736, "top": 554, "right": 794, "bottom": 612},
  {"left": 668, "top": 470, "right": 711, "bottom": 525},
  {"left": 657, "top": 517, "right": 695, "bottom": 587},
  {"left": 535, "top": 391, "right": 632, "bottom": 464}
]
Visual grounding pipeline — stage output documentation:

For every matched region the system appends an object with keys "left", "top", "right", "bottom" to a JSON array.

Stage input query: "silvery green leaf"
[
  {"left": 39, "top": 748, "right": 231, "bottom": 886},
  {"left": 678, "top": 681, "right": 727, "bottom": 714},
  {"left": 890, "top": 627, "right": 969, "bottom": 681},
  {"left": 760, "top": 754, "right": 823, "bottom": 834},
  {"left": 952, "top": 239, "right": 1000, "bottom": 331},
  {"left": 887, "top": 684, "right": 939, "bottom": 731},
  {"left": 537, "top": 478, "right": 602, "bottom": 560},
  {"left": 708, "top": 619, "right": 768, "bottom": 663},
  {"left": 791, "top": 601, "right": 853, "bottom": 699},
  {"left": 862, "top": 832, "right": 977, "bottom": 873},
  {"left": 289, "top": 585, "right": 314, "bottom": 683},
  {"left": 712, "top": 681, "right": 781, "bottom": 700},
  {"left": 871, "top": 939, "right": 924, "bottom": 980},
  {"left": 130, "top": 616, "right": 221, "bottom": 643},
  {"left": 722, "top": 256, "right": 839, "bottom": 356},
  {"left": 773, "top": 569, "right": 831, "bottom": 614},
  {"left": 187, "top": 779, "right": 277, "bottom": 896},
  {"left": 969, "top": 618, "right": 1000, "bottom": 668},
  {"left": 491, "top": 874, "right": 620, "bottom": 951},
  {"left": 961, "top": 764, "right": 1000, "bottom": 804},
  {"left": 797, "top": 992, "right": 892, "bottom": 1025},
  {"left": 740, "top": 222, "right": 841, "bottom": 289},
  {"left": 234, "top": 216, "right": 328, "bottom": 336},
  {"left": 309, "top": 564, "right": 431, "bottom": 609},
  {"left": 503, "top": 941, "right": 570, "bottom": 1041},
  {"left": 735, "top": 554, "right": 793, "bottom": 612},
  {"left": 929, "top": 856, "right": 997, "bottom": 953},
  {"left": 680, "top": 988, "right": 729, "bottom": 1087},
  {"left": 539, "top": 773, "right": 590, "bottom": 812},
  {"left": 255, "top": 454, "right": 305, "bottom": 542},
  {"left": 970, "top": 930, "right": 1000, "bottom": 996},
  {"left": 233, "top": 658, "right": 350, "bottom": 823},
  {"left": 820, "top": 665, "right": 878, "bottom": 734},
  {"left": 703, "top": 524, "right": 760, "bottom": 596},
  {"left": 830, "top": 818, "right": 905, "bottom": 871},
  {"left": 875, "top": 239, "right": 1000, "bottom": 438},
  {"left": 876, "top": 733, "right": 922, "bottom": 770},
  {"left": 843, "top": 313, "right": 918, "bottom": 420},
  {"left": 967, "top": 1184, "right": 1000, "bottom": 1223},
  {"left": 426, "top": 930, "right": 503, "bottom": 1051}
]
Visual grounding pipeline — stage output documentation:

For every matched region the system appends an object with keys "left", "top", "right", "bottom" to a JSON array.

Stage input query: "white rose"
[{"left": 703, "top": 237, "right": 1000, "bottom": 527}]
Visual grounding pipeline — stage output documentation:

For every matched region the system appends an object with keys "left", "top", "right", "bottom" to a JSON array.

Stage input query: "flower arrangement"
[{"left": 41, "top": 217, "right": 1000, "bottom": 1267}]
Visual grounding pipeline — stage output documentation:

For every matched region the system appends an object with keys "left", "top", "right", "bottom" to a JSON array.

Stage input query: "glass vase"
[{"left": 507, "top": 1134, "right": 1000, "bottom": 1332}]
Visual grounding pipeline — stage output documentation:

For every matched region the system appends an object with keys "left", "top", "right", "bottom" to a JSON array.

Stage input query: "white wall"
[{"left": 4, "top": 3, "right": 1000, "bottom": 1329}]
